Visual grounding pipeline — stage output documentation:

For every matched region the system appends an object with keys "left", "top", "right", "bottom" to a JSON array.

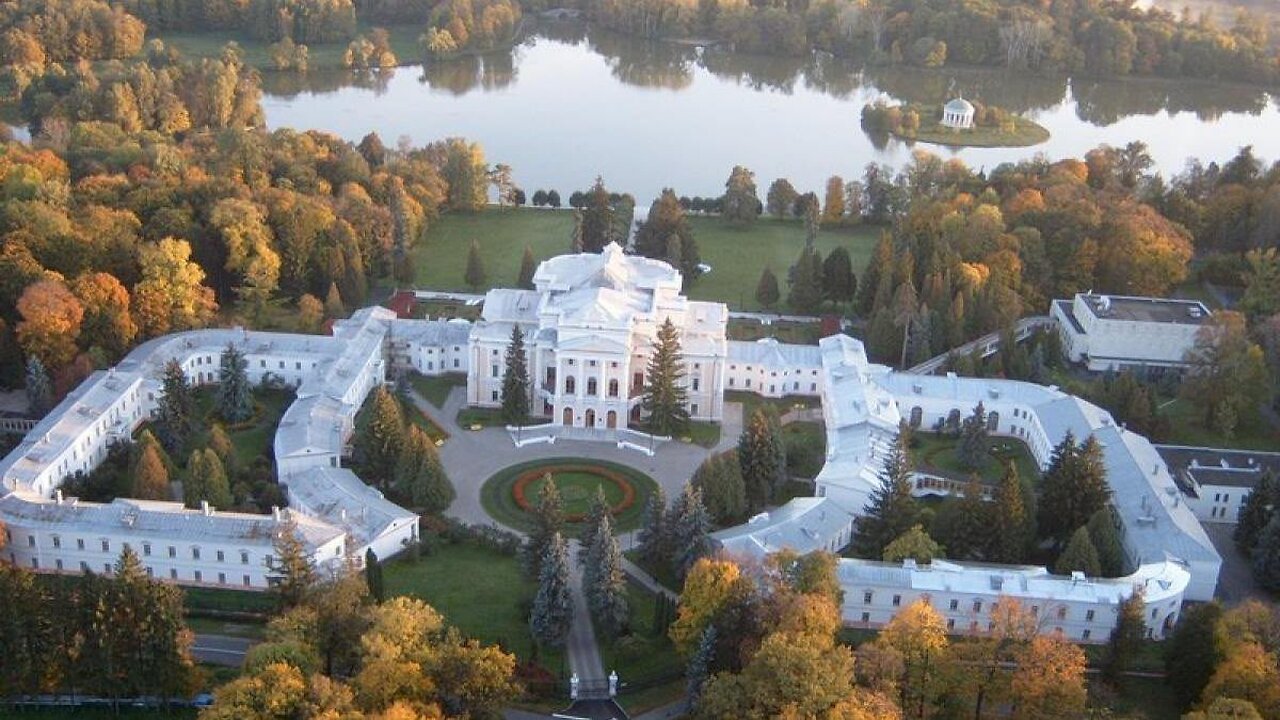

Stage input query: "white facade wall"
[
  {"left": 1054, "top": 294, "right": 1207, "bottom": 371},
  {"left": 724, "top": 362, "right": 823, "bottom": 398}
]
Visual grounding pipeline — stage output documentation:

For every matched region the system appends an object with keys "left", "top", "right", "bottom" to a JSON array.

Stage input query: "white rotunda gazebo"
[{"left": 941, "top": 97, "right": 975, "bottom": 129}]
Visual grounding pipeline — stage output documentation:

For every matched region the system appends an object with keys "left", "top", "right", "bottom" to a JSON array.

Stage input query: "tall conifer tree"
[
  {"left": 642, "top": 318, "right": 690, "bottom": 435},
  {"left": 501, "top": 324, "right": 530, "bottom": 424},
  {"left": 852, "top": 429, "right": 918, "bottom": 558}
]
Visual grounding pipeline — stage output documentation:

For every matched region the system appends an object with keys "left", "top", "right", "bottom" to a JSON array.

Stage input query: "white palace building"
[{"left": 1, "top": 243, "right": 1218, "bottom": 641}]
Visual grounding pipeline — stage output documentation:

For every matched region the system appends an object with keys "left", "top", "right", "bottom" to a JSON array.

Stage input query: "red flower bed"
[{"left": 511, "top": 464, "right": 637, "bottom": 522}]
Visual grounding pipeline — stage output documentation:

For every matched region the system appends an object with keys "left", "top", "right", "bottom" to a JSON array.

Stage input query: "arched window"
[
  {"left": 987, "top": 411, "right": 999, "bottom": 433},
  {"left": 909, "top": 406, "right": 923, "bottom": 428},
  {"left": 565, "top": 376, "right": 576, "bottom": 394}
]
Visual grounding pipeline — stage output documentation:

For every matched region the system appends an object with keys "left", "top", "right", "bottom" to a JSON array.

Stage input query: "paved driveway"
[
  {"left": 1202, "top": 521, "right": 1270, "bottom": 605},
  {"left": 413, "top": 387, "right": 742, "bottom": 530}
]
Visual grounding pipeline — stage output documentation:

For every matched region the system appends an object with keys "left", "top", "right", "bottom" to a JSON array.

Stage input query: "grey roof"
[
  {"left": 1158, "top": 445, "right": 1280, "bottom": 492},
  {"left": 0, "top": 493, "right": 342, "bottom": 547},
  {"left": 285, "top": 466, "right": 417, "bottom": 547},
  {"left": 727, "top": 338, "right": 822, "bottom": 368},
  {"left": 389, "top": 318, "right": 472, "bottom": 346},
  {"left": 1078, "top": 294, "right": 1210, "bottom": 325},
  {"left": 711, "top": 497, "right": 853, "bottom": 560}
]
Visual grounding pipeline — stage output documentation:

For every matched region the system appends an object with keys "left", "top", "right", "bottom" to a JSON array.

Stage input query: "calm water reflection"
[{"left": 260, "top": 24, "right": 1280, "bottom": 202}]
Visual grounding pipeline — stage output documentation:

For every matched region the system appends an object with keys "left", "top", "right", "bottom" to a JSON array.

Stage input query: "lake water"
[{"left": 261, "top": 24, "right": 1280, "bottom": 204}]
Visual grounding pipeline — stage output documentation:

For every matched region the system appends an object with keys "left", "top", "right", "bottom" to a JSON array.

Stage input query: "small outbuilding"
[{"left": 941, "top": 97, "right": 975, "bottom": 129}]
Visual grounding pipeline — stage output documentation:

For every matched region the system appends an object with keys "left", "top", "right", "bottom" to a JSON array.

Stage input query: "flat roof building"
[{"left": 1051, "top": 293, "right": 1210, "bottom": 372}]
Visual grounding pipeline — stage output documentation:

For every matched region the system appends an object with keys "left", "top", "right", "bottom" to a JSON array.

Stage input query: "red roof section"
[{"left": 386, "top": 291, "right": 417, "bottom": 319}]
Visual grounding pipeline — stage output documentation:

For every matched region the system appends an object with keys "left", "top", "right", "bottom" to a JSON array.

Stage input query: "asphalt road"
[{"left": 191, "top": 634, "right": 253, "bottom": 666}]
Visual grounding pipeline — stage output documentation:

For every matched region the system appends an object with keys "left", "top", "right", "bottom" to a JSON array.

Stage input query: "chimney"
[{"left": 201, "top": 500, "right": 212, "bottom": 516}]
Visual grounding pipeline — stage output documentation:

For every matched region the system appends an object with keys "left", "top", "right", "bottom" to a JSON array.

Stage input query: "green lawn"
[
  {"left": 685, "top": 216, "right": 879, "bottom": 312},
  {"left": 894, "top": 114, "right": 1050, "bottom": 148},
  {"left": 354, "top": 386, "right": 448, "bottom": 444},
  {"left": 418, "top": 299, "right": 483, "bottom": 321},
  {"left": 409, "top": 372, "right": 466, "bottom": 408},
  {"left": 678, "top": 421, "right": 722, "bottom": 448},
  {"left": 182, "top": 585, "right": 278, "bottom": 617},
  {"left": 727, "top": 317, "right": 824, "bottom": 344},
  {"left": 782, "top": 422, "right": 826, "bottom": 480},
  {"left": 185, "top": 616, "right": 267, "bottom": 640},
  {"left": 155, "top": 23, "right": 426, "bottom": 71},
  {"left": 481, "top": 458, "right": 659, "bottom": 536},
  {"left": 384, "top": 541, "right": 565, "bottom": 674},
  {"left": 524, "top": 471, "right": 627, "bottom": 516},
  {"left": 1159, "top": 397, "right": 1280, "bottom": 452},
  {"left": 1088, "top": 676, "right": 1180, "bottom": 720},
  {"left": 624, "top": 550, "right": 682, "bottom": 595},
  {"left": 189, "top": 387, "right": 293, "bottom": 469},
  {"left": 912, "top": 432, "right": 1039, "bottom": 485},
  {"left": 413, "top": 208, "right": 577, "bottom": 293},
  {"left": 725, "top": 390, "right": 822, "bottom": 421},
  {"left": 413, "top": 210, "right": 880, "bottom": 313}
]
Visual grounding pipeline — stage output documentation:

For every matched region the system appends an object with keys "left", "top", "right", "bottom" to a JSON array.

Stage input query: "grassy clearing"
[
  {"left": 1088, "top": 676, "right": 1180, "bottom": 720},
  {"left": 894, "top": 114, "right": 1050, "bottom": 148},
  {"left": 685, "top": 216, "right": 878, "bottom": 312},
  {"left": 181, "top": 585, "right": 278, "bottom": 616},
  {"left": 782, "top": 422, "right": 825, "bottom": 480},
  {"left": 155, "top": 24, "right": 425, "bottom": 71},
  {"left": 413, "top": 210, "right": 879, "bottom": 313},
  {"left": 188, "top": 387, "right": 293, "bottom": 470},
  {"left": 624, "top": 550, "right": 682, "bottom": 595},
  {"left": 725, "top": 390, "right": 822, "bottom": 421},
  {"left": 413, "top": 208, "right": 577, "bottom": 293},
  {"left": 727, "top": 317, "right": 824, "bottom": 344},
  {"left": 1159, "top": 397, "right": 1280, "bottom": 452},
  {"left": 676, "top": 421, "right": 721, "bottom": 448},
  {"left": 383, "top": 540, "right": 565, "bottom": 674},
  {"left": 185, "top": 616, "right": 267, "bottom": 640},
  {"left": 408, "top": 372, "right": 466, "bottom": 408},
  {"left": 480, "top": 458, "right": 658, "bottom": 536},
  {"left": 911, "top": 431, "right": 1039, "bottom": 485},
  {"left": 418, "top": 299, "right": 483, "bottom": 321},
  {"left": 524, "top": 471, "right": 628, "bottom": 516}
]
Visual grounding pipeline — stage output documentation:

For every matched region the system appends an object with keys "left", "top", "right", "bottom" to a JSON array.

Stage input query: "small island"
[{"left": 861, "top": 98, "right": 1050, "bottom": 148}]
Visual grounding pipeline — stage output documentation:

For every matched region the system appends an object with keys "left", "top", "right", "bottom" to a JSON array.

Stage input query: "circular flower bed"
[
  {"left": 479, "top": 458, "right": 659, "bottom": 535},
  {"left": 511, "top": 464, "right": 637, "bottom": 522}
]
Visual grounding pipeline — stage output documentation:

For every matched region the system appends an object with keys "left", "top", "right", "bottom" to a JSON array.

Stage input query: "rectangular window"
[
  {"left": 1082, "top": 629, "right": 1092, "bottom": 640},
  {"left": 101, "top": 540, "right": 109, "bottom": 553},
  {"left": 143, "top": 543, "right": 151, "bottom": 556},
  {"left": 27, "top": 535, "right": 35, "bottom": 548},
  {"left": 949, "top": 599, "right": 959, "bottom": 611},
  {"left": 168, "top": 546, "right": 176, "bottom": 558},
  {"left": 692, "top": 378, "right": 700, "bottom": 391},
  {"left": 170, "top": 568, "right": 178, "bottom": 580},
  {"left": 192, "top": 547, "right": 201, "bottom": 560},
  {"left": 194, "top": 570, "right": 202, "bottom": 582},
  {"left": 80, "top": 561, "right": 89, "bottom": 572},
  {"left": 973, "top": 600, "right": 982, "bottom": 613},
  {"left": 218, "top": 572, "right": 226, "bottom": 585},
  {"left": 892, "top": 594, "right": 901, "bottom": 607},
  {"left": 864, "top": 591, "right": 873, "bottom": 604},
  {"left": 947, "top": 619, "right": 955, "bottom": 630},
  {"left": 491, "top": 364, "right": 499, "bottom": 378},
  {"left": 1085, "top": 610, "right": 1095, "bottom": 622},
  {"left": 77, "top": 538, "right": 84, "bottom": 550},
  {"left": 56, "top": 559, "right": 64, "bottom": 571},
  {"left": 861, "top": 612, "right": 870, "bottom": 623},
  {"left": 1057, "top": 607, "right": 1067, "bottom": 620},
  {"left": 241, "top": 551, "right": 250, "bottom": 564},
  {"left": 216, "top": 550, "right": 225, "bottom": 562},
  {"left": 244, "top": 575, "right": 252, "bottom": 587}
]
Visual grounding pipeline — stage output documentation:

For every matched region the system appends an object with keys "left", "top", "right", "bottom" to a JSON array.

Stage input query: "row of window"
[
  {"left": 21, "top": 534, "right": 267, "bottom": 566},
  {"left": 858, "top": 591, "right": 1089, "bottom": 622},
  {"left": 727, "top": 377, "right": 818, "bottom": 394},
  {"left": 852, "top": 611, "right": 1095, "bottom": 640},
  {"left": 19, "top": 555, "right": 259, "bottom": 587},
  {"left": 728, "top": 364, "right": 819, "bottom": 377}
]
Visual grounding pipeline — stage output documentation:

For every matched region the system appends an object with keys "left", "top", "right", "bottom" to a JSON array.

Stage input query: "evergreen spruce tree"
[
  {"left": 882, "top": 524, "right": 943, "bottom": 563},
  {"left": 132, "top": 438, "right": 171, "bottom": 500},
  {"left": 687, "top": 625, "right": 717, "bottom": 703},
  {"left": 755, "top": 267, "right": 780, "bottom": 309},
  {"left": 1235, "top": 471, "right": 1277, "bottom": 552},
  {"left": 956, "top": 402, "right": 989, "bottom": 471},
  {"left": 500, "top": 324, "right": 530, "bottom": 424},
  {"left": 1055, "top": 526, "right": 1102, "bottom": 576},
  {"left": 517, "top": 244, "right": 537, "bottom": 289},
  {"left": 268, "top": 515, "right": 318, "bottom": 608},
  {"left": 787, "top": 245, "right": 825, "bottom": 313},
  {"left": 852, "top": 429, "right": 919, "bottom": 558},
  {"left": 324, "top": 281, "right": 345, "bottom": 318},
  {"left": 692, "top": 451, "right": 747, "bottom": 525},
  {"left": 1251, "top": 514, "right": 1280, "bottom": 592},
  {"left": 390, "top": 177, "right": 415, "bottom": 285},
  {"left": 1087, "top": 507, "right": 1127, "bottom": 577},
  {"left": 738, "top": 407, "right": 786, "bottom": 512},
  {"left": 585, "top": 513, "right": 629, "bottom": 638},
  {"left": 530, "top": 532, "right": 573, "bottom": 647},
  {"left": 641, "top": 318, "right": 690, "bottom": 435},
  {"left": 24, "top": 356, "right": 53, "bottom": 416},
  {"left": 822, "top": 246, "right": 857, "bottom": 306},
  {"left": 1105, "top": 589, "right": 1146, "bottom": 686},
  {"left": 578, "top": 487, "right": 611, "bottom": 567},
  {"left": 635, "top": 189, "right": 699, "bottom": 278},
  {"left": 637, "top": 486, "right": 670, "bottom": 568},
  {"left": 1038, "top": 432, "right": 1111, "bottom": 548},
  {"left": 364, "top": 548, "right": 385, "bottom": 604},
  {"left": 669, "top": 484, "right": 712, "bottom": 579},
  {"left": 581, "top": 177, "right": 615, "bottom": 252},
  {"left": 939, "top": 477, "right": 991, "bottom": 560},
  {"left": 464, "top": 238, "right": 487, "bottom": 290},
  {"left": 155, "top": 360, "right": 195, "bottom": 453},
  {"left": 1164, "top": 602, "right": 1226, "bottom": 711},
  {"left": 394, "top": 425, "right": 454, "bottom": 512},
  {"left": 215, "top": 344, "right": 253, "bottom": 423},
  {"left": 524, "top": 478, "right": 564, "bottom": 579},
  {"left": 356, "top": 386, "right": 405, "bottom": 488},
  {"left": 991, "top": 461, "right": 1031, "bottom": 563},
  {"left": 722, "top": 166, "right": 760, "bottom": 227},
  {"left": 184, "top": 448, "right": 230, "bottom": 509}
]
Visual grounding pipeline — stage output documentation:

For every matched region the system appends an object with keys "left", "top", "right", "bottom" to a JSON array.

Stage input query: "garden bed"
[{"left": 481, "top": 458, "right": 658, "bottom": 536}]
